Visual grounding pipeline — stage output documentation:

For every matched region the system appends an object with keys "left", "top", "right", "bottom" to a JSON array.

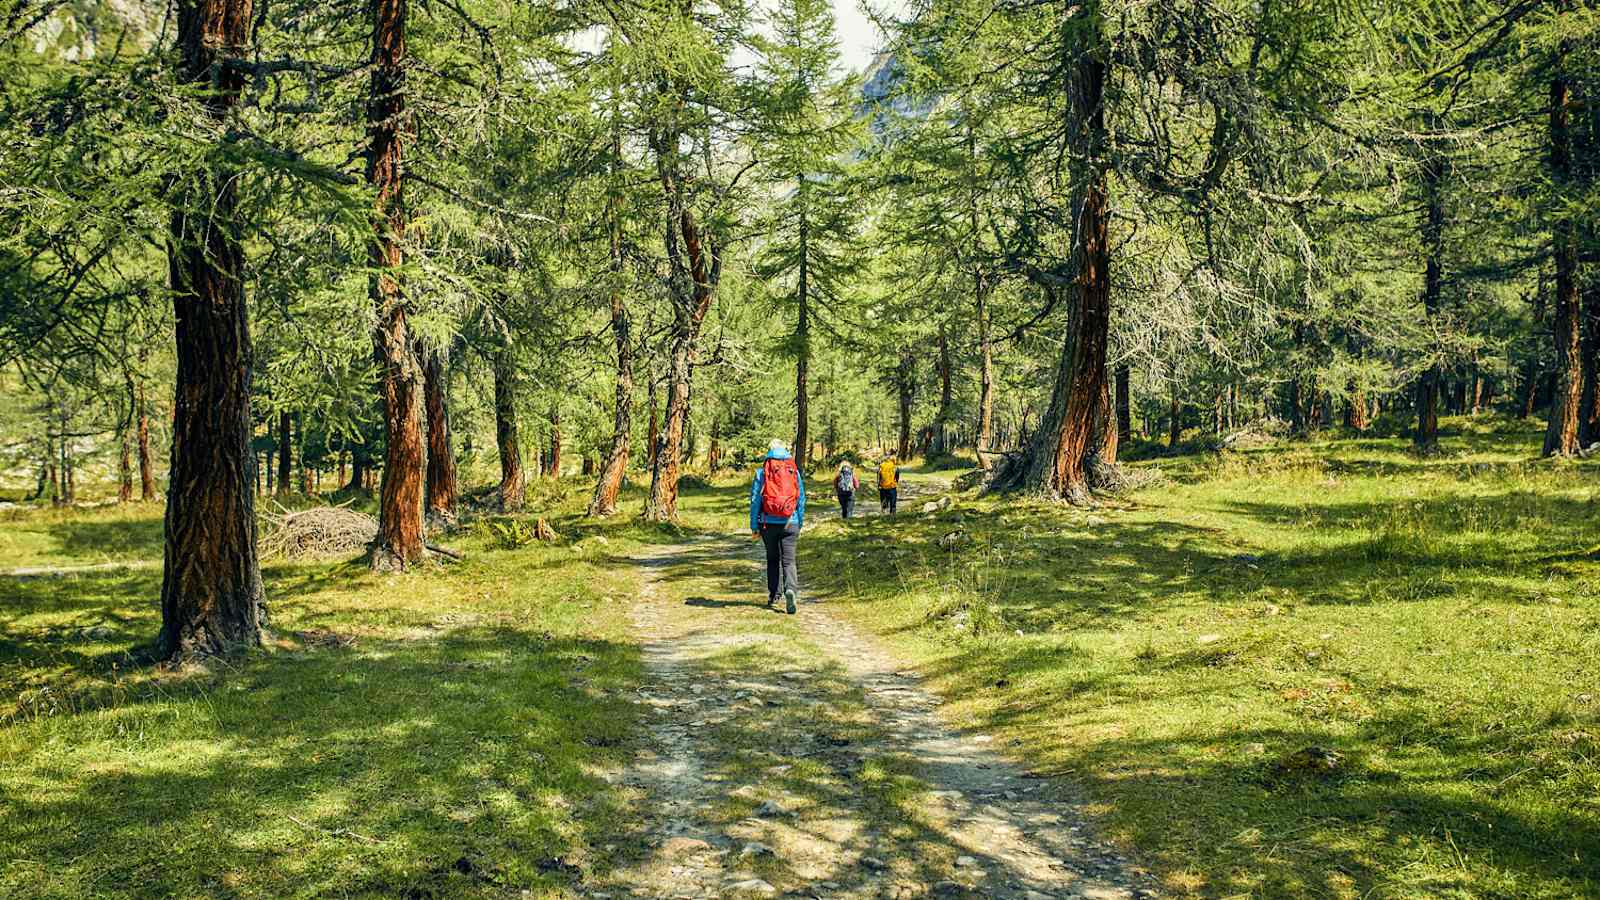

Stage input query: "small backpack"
[
  {"left": 836, "top": 463, "right": 854, "bottom": 494},
  {"left": 761, "top": 457, "right": 800, "bottom": 518}
]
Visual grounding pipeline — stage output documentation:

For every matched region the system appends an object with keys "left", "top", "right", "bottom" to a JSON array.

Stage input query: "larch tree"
[
  {"left": 364, "top": 0, "right": 427, "bottom": 569},
  {"left": 158, "top": 0, "right": 265, "bottom": 656},
  {"left": 752, "top": 0, "right": 866, "bottom": 471}
]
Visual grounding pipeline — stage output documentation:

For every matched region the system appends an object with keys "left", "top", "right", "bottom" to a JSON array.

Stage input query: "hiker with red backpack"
[{"left": 750, "top": 438, "right": 806, "bottom": 614}]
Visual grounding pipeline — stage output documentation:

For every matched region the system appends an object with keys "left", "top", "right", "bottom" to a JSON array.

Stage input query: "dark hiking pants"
[
  {"left": 760, "top": 522, "right": 799, "bottom": 602},
  {"left": 879, "top": 487, "right": 897, "bottom": 514},
  {"left": 838, "top": 491, "right": 855, "bottom": 518}
]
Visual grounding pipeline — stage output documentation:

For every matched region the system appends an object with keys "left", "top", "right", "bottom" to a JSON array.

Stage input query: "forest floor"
[{"left": 2, "top": 416, "right": 1598, "bottom": 898}]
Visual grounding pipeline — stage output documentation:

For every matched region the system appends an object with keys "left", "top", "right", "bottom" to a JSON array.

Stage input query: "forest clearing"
[
  {"left": 4, "top": 0, "right": 1600, "bottom": 897},
  {"left": 2, "top": 424, "right": 1597, "bottom": 898}
]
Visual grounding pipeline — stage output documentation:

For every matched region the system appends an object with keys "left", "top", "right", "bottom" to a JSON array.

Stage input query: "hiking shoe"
[
  {"left": 784, "top": 588, "right": 797, "bottom": 615},
  {"left": 766, "top": 595, "right": 776, "bottom": 608}
]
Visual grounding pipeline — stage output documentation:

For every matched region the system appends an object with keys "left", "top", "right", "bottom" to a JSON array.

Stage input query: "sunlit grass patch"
[
  {"left": 800, "top": 419, "right": 1600, "bottom": 898},
  {"left": 0, "top": 486, "right": 657, "bottom": 898}
]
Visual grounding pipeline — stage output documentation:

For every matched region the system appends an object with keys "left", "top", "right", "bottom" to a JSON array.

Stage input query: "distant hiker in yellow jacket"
[{"left": 877, "top": 452, "right": 899, "bottom": 515}]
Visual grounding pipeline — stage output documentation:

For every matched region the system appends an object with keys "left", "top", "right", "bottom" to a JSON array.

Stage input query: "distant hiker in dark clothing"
[
  {"left": 877, "top": 452, "right": 899, "bottom": 515},
  {"left": 750, "top": 439, "right": 805, "bottom": 614},
  {"left": 835, "top": 461, "right": 860, "bottom": 519}
]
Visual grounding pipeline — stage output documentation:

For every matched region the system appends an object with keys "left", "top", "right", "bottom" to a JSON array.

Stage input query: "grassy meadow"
[
  {"left": 2, "top": 416, "right": 1597, "bottom": 898},
  {"left": 801, "top": 417, "right": 1600, "bottom": 898}
]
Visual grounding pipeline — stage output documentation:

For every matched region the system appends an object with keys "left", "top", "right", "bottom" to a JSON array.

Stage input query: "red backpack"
[{"left": 760, "top": 457, "right": 799, "bottom": 518}]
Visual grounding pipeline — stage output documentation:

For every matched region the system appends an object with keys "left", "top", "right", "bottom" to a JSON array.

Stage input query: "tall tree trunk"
[
  {"left": 1546, "top": 62, "right": 1582, "bottom": 456},
  {"left": 366, "top": 0, "right": 425, "bottom": 568},
  {"left": 1114, "top": 364, "right": 1131, "bottom": 443},
  {"left": 276, "top": 411, "right": 292, "bottom": 495},
  {"left": 494, "top": 350, "right": 524, "bottom": 511},
  {"left": 1581, "top": 282, "right": 1600, "bottom": 446},
  {"left": 589, "top": 118, "right": 633, "bottom": 517},
  {"left": 1020, "top": 5, "right": 1110, "bottom": 504},
  {"left": 896, "top": 350, "right": 915, "bottom": 460},
  {"left": 159, "top": 0, "right": 264, "bottom": 658},
  {"left": 795, "top": 176, "right": 812, "bottom": 470},
  {"left": 549, "top": 407, "right": 562, "bottom": 478},
  {"left": 422, "top": 341, "right": 458, "bottom": 521},
  {"left": 118, "top": 430, "right": 133, "bottom": 502},
  {"left": 644, "top": 113, "right": 721, "bottom": 521}
]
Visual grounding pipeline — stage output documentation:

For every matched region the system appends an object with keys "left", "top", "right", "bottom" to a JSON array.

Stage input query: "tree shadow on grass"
[{"left": 1, "top": 571, "right": 645, "bottom": 898}]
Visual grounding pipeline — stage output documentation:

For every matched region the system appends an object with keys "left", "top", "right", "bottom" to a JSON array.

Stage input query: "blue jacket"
[{"left": 750, "top": 448, "right": 805, "bottom": 531}]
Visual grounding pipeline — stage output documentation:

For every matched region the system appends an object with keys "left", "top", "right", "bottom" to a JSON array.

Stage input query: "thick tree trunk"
[
  {"left": 494, "top": 351, "right": 524, "bottom": 511},
  {"left": 589, "top": 121, "right": 633, "bottom": 517},
  {"left": 896, "top": 350, "right": 915, "bottom": 460},
  {"left": 1546, "top": 66, "right": 1582, "bottom": 457},
  {"left": 644, "top": 116, "right": 721, "bottom": 521},
  {"left": 421, "top": 341, "right": 458, "bottom": 521},
  {"left": 158, "top": 0, "right": 264, "bottom": 658},
  {"left": 366, "top": 0, "right": 425, "bottom": 569},
  {"left": 1023, "top": 5, "right": 1110, "bottom": 504},
  {"left": 1346, "top": 380, "right": 1369, "bottom": 431},
  {"left": 1085, "top": 375, "right": 1119, "bottom": 489},
  {"left": 275, "top": 411, "right": 292, "bottom": 495}
]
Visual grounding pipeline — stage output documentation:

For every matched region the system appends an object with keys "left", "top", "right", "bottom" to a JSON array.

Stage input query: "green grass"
[
  {"left": 4, "top": 429, "right": 1597, "bottom": 898},
  {"left": 0, "top": 479, "right": 705, "bottom": 899},
  {"left": 795, "top": 417, "right": 1600, "bottom": 898}
]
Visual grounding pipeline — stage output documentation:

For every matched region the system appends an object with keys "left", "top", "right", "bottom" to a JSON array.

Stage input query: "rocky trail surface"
[{"left": 586, "top": 480, "right": 1159, "bottom": 899}]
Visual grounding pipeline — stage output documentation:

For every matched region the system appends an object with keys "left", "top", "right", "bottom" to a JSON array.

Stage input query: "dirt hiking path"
[{"left": 589, "top": 486, "right": 1160, "bottom": 899}]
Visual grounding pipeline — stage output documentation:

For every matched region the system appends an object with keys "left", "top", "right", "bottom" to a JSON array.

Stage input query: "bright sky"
[{"left": 832, "top": 0, "right": 891, "bottom": 74}]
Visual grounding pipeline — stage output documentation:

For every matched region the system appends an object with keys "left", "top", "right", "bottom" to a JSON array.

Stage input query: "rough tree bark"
[
  {"left": 494, "top": 350, "right": 524, "bottom": 511},
  {"left": 1346, "top": 379, "right": 1369, "bottom": 431},
  {"left": 1581, "top": 282, "right": 1600, "bottom": 446},
  {"left": 589, "top": 119, "right": 633, "bottom": 517},
  {"left": 1545, "top": 61, "right": 1582, "bottom": 457},
  {"left": 421, "top": 341, "right": 458, "bottom": 522},
  {"left": 366, "top": 0, "right": 426, "bottom": 569},
  {"left": 158, "top": 0, "right": 264, "bottom": 658},
  {"left": 1020, "top": 6, "right": 1110, "bottom": 505},
  {"left": 548, "top": 407, "right": 562, "bottom": 478}
]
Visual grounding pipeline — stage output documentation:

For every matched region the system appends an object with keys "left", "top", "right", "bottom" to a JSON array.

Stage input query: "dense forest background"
[{"left": 1, "top": 0, "right": 1597, "bottom": 651}]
